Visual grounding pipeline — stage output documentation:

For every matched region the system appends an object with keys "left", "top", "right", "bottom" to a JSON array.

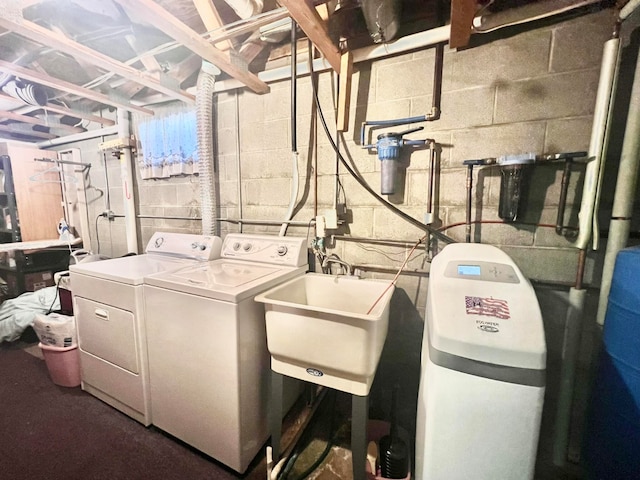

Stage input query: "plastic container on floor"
[{"left": 39, "top": 342, "right": 81, "bottom": 387}]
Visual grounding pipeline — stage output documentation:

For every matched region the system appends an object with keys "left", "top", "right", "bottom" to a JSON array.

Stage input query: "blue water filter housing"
[{"left": 584, "top": 246, "right": 640, "bottom": 479}]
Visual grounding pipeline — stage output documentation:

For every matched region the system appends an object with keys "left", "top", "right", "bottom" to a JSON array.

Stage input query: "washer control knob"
[
  {"left": 243, "top": 243, "right": 252, "bottom": 252},
  {"left": 199, "top": 244, "right": 207, "bottom": 251},
  {"left": 276, "top": 245, "right": 288, "bottom": 256},
  {"left": 233, "top": 242, "right": 241, "bottom": 251},
  {"left": 191, "top": 242, "right": 198, "bottom": 249}
]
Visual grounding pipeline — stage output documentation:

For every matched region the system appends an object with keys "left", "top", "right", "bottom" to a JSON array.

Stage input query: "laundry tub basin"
[{"left": 255, "top": 273, "right": 394, "bottom": 396}]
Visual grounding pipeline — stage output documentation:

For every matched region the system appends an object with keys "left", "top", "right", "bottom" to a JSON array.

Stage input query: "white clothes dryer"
[
  {"left": 142, "top": 233, "right": 308, "bottom": 473},
  {"left": 69, "top": 232, "right": 222, "bottom": 425}
]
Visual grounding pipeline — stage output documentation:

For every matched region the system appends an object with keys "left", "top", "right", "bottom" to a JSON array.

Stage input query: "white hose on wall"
[
  {"left": 596, "top": 38, "right": 640, "bottom": 325},
  {"left": 197, "top": 62, "right": 221, "bottom": 236},
  {"left": 575, "top": 38, "right": 620, "bottom": 250},
  {"left": 278, "top": 151, "right": 299, "bottom": 237}
]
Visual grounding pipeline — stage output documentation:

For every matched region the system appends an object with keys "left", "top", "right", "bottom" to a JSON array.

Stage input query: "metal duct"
[
  {"left": 196, "top": 62, "right": 220, "bottom": 237},
  {"left": 224, "top": 0, "right": 264, "bottom": 20},
  {"left": 361, "top": 0, "right": 402, "bottom": 43}
]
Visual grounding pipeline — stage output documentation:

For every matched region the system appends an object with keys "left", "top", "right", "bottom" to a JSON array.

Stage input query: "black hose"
[{"left": 307, "top": 44, "right": 455, "bottom": 245}]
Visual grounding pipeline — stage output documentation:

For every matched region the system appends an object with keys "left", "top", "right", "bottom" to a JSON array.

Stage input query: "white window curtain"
[{"left": 136, "top": 109, "right": 198, "bottom": 180}]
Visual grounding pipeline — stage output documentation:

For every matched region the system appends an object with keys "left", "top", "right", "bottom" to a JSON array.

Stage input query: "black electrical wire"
[
  {"left": 307, "top": 41, "right": 455, "bottom": 245},
  {"left": 95, "top": 214, "right": 102, "bottom": 254},
  {"left": 46, "top": 284, "right": 60, "bottom": 315},
  {"left": 280, "top": 390, "right": 338, "bottom": 480}
]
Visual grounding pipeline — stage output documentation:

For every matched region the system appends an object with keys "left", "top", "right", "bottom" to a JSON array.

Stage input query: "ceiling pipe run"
[{"left": 224, "top": 0, "right": 264, "bottom": 19}]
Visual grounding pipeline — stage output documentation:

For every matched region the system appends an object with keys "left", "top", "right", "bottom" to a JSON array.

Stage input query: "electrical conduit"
[
  {"left": 279, "top": 20, "right": 299, "bottom": 237},
  {"left": 197, "top": 61, "right": 221, "bottom": 236}
]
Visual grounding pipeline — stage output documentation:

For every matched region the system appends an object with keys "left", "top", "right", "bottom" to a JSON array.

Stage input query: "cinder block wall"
[{"left": 51, "top": 6, "right": 635, "bottom": 471}]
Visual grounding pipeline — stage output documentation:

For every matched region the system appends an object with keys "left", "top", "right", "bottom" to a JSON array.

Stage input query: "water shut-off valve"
[{"left": 362, "top": 126, "right": 427, "bottom": 195}]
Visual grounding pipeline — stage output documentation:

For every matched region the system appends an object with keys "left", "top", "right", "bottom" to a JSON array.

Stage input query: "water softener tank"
[
  {"left": 415, "top": 243, "right": 546, "bottom": 480},
  {"left": 583, "top": 246, "right": 640, "bottom": 479}
]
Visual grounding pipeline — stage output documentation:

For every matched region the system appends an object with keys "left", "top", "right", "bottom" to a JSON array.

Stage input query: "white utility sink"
[{"left": 255, "top": 273, "right": 395, "bottom": 396}]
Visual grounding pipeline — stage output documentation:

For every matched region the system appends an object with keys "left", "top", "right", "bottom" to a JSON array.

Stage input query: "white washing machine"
[
  {"left": 415, "top": 243, "right": 546, "bottom": 480},
  {"left": 142, "top": 233, "right": 308, "bottom": 473},
  {"left": 69, "top": 232, "right": 222, "bottom": 425}
]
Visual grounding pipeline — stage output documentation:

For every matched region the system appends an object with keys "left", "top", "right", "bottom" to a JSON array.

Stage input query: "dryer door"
[{"left": 75, "top": 297, "right": 139, "bottom": 374}]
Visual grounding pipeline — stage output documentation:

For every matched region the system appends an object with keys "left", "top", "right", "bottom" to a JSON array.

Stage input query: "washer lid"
[
  {"left": 144, "top": 259, "right": 307, "bottom": 302},
  {"left": 169, "top": 262, "right": 277, "bottom": 288},
  {"left": 427, "top": 243, "right": 546, "bottom": 372},
  {"left": 69, "top": 254, "right": 192, "bottom": 285}
]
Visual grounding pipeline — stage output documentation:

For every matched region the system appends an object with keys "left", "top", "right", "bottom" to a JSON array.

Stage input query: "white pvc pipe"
[
  {"left": 117, "top": 108, "right": 139, "bottom": 254},
  {"left": 575, "top": 38, "right": 620, "bottom": 250},
  {"left": 596, "top": 44, "right": 640, "bottom": 325},
  {"left": 553, "top": 287, "right": 587, "bottom": 467},
  {"left": 620, "top": 0, "right": 640, "bottom": 20},
  {"left": 224, "top": 0, "right": 263, "bottom": 19},
  {"left": 209, "top": 25, "right": 451, "bottom": 94}
]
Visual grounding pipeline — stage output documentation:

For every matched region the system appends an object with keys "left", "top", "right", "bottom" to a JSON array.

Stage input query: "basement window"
[{"left": 137, "top": 109, "right": 198, "bottom": 180}]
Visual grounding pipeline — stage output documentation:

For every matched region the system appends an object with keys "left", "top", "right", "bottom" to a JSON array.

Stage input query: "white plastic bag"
[{"left": 33, "top": 313, "right": 76, "bottom": 348}]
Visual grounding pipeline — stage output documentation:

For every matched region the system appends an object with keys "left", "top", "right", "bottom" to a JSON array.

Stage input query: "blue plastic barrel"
[{"left": 584, "top": 246, "right": 640, "bottom": 479}]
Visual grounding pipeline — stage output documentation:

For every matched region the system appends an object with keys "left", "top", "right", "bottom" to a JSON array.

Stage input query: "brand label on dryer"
[{"left": 306, "top": 368, "right": 324, "bottom": 377}]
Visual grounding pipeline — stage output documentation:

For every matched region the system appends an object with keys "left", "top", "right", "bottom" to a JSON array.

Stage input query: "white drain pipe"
[
  {"left": 596, "top": 31, "right": 640, "bottom": 325},
  {"left": 575, "top": 36, "right": 621, "bottom": 251},
  {"left": 117, "top": 108, "right": 139, "bottom": 253},
  {"left": 197, "top": 61, "right": 221, "bottom": 236}
]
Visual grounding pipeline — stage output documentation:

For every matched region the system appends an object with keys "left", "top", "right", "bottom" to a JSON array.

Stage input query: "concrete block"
[
  {"left": 376, "top": 53, "right": 434, "bottom": 101},
  {"left": 243, "top": 178, "right": 292, "bottom": 206},
  {"left": 139, "top": 183, "right": 177, "bottom": 207},
  {"left": 545, "top": 117, "right": 592, "bottom": 153},
  {"left": 495, "top": 69, "right": 600, "bottom": 124},
  {"left": 443, "top": 29, "right": 551, "bottom": 92},
  {"left": 240, "top": 118, "right": 290, "bottom": 153},
  {"left": 373, "top": 206, "right": 430, "bottom": 240},
  {"left": 238, "top": 90, "right": 265, "bottom": 125},
  {"left": 550, "top": 9, "right": 614, "bottom": 73},
  {"left": 450, "top": 122, "right": 547, "bottom": 165},
  {"left": 438, "top": 168, "right": 470, "bottom": 207},
  {"left": 411, "top": 86, "right": 495, "bottom": 132},
  {"left": 241, "top": 149, "right": 294, "bottom": 179},
  {"left": 216, "top": 126, "right": 237, "bottom": 157}
]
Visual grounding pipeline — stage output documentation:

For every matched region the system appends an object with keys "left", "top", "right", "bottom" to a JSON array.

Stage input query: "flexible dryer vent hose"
[{"left": 197, "top": 63, "right": 220, "bottom": 237}]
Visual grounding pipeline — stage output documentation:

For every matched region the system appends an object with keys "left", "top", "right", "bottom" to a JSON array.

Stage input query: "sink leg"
[
  {"left": 271, "top": 370, "right": 284, "bottom": 462},
  {"left": 352, "top": 393, "right": 369, "bottom": 480}
]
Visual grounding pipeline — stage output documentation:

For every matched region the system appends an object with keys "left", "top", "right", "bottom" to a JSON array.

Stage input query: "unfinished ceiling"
[{"left": 0, "top": 0, "right": 608, "bottom": 143}]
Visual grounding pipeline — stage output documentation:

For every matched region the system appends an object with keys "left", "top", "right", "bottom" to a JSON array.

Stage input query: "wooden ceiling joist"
[
  {"left": 192, "top": 0, "right": 233, "bottom": 51},
  {"left": 450, "top": 0, "right": 477, "bottom": 49},
  {"left": 0, "top": 92, "right": 116, "bottom": 126},
  {"left": 0, "top": 60, "right": 154, "bottom": 115},
  {"left": 0, "top": 109, "right": 85, "bottom": 133},
  {"left": 278, "top": 0, "right": 341, "bottom": 73},
  {"left": 114, "top": 0, "right": 269, "bottom": 94},
  {"left": 0, "top": 123, "right": 56, "bottom": 140},
  {"left": 0, "top": 15, "right": 195, "bottom": 104}
]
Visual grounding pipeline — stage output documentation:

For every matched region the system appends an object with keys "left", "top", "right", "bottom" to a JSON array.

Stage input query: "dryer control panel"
[
  {"left": 221, "top": 234, "right": 308, "bottom": 267},
  {"left": 145, "top": 232, "right": 223, "bottom": 261}
]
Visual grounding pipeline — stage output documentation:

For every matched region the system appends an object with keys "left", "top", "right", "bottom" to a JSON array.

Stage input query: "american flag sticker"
[{"left": 465, "top": 296, "right": 511, "bottom": 320}]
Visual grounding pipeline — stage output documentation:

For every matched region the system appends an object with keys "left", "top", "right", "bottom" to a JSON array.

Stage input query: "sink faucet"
[{"left": 322, "top": 255, "right": 353, "bottom": 276}]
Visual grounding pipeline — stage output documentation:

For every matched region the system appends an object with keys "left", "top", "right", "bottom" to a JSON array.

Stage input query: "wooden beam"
[
  {"left": 125, "top": 34, "right": 163, "bottom": 75},
  {"left": 278, "top": 0, "right": 341, "bottom": 73},
  {"left": 0, "top": 124, "right": 56, "bottom": 139},
  {"left": 114, "top": 0, "right": 269, "bottom": 94},
  {"left": 0, "top": 110, "right": 85, "bottom": 133},
  {"left": 450, "top": 0, "right": 477, "bottom": 49},
  {"left": 192, "top": 0, "right": 233, "bottom": 51},
  {"left": 0, "top": 60, "right": 154, "bottom": 115},
  {"left": 336, "top": 51, "right": 352, "bottom": 132},
  {"left": 0, "top": 92, "right": 116, "bottom": 126},
  {"left": 0, "top": 15, "right": 195, "bottom": 104}
]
